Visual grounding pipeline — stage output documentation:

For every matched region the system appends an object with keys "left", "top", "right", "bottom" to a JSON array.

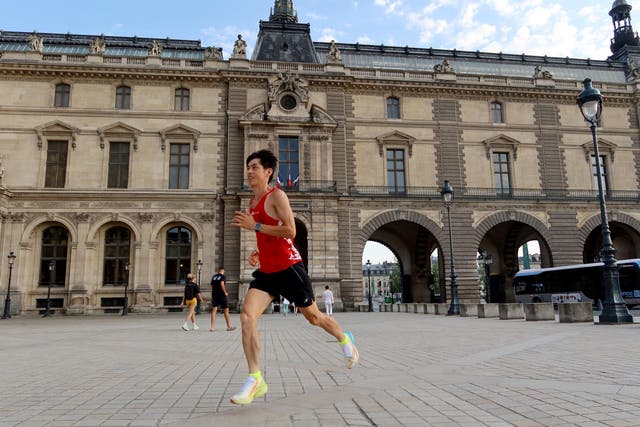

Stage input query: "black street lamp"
[
  {"left": 366, "top": 259, "right": 373, "bottom": 312},
  {"left": 577, "top": 78, "right": 632, "bottom": 324},
  {"left": 122, "top": 261, "right": 129, "bottom": 316},
  {"left": 2, "top": 251, "right": 16, "bottom": 319},
  {"left": 43, "top": 260, "right": 54, "bottom": 317},
  {"left": 441, "top": 180, "right": 460, "bottom": 315},
  {"left": 478, "top": 250, "right": 492, "bottom": 303},
  {"left": 196, "top": 259, "right": 203, "bottom": 315}
]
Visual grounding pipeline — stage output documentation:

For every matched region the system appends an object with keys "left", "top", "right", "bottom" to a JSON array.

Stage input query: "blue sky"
[{"left": 1, "top": 0, "right": 616, "bottom": 60}]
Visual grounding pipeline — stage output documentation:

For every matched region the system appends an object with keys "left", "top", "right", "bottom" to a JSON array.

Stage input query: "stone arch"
[
  {"left": 474, "top": 210, "right": 550, "bottom": 244},
  {"left": 578, "top": 212, "right": 640, "bottom": 261},
  {"left": 360, "top": 209, "right": 443, "bottom": 247},
  {"left": 577, "top": 212, "right": 640, "bottom": 244},
  {"left": 360, "top": 209, "right": 445, "bottom": 303},
  {"left": 150, "top": 215, "right": 204, "bottom": 243},
  {"left": 21, "top": 215, "right": 78, "bottom": 244},
  {"left": 86, "top": 215, "right": 142, "bottom": 243}
]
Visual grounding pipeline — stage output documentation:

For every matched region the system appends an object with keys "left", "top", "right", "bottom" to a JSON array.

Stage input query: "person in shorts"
[
  {"left": 210, "top": 267, "right": 236, "bottom": 332},
  {"left": 230, "top": 149, "right": 359, "bottom": 405},
  {"left": 180, "top": 273, "right": 204, "bottom": 331}
]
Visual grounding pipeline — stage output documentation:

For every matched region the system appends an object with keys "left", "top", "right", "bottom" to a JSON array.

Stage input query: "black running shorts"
[
  {"left": 211, "top": 295, "right": 229, "bottom": 309},
  {"left": 249, "top": 262, "right": 315, "bottom": 308}
]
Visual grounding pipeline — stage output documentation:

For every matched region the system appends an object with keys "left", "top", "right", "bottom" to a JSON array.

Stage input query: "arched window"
[
  {"left": 115, "top": 85, "right": 131, "bottom": 109},
  {"left": 54, "top": 83, "right": 70, "bottom": 107},
  {"left": 386, "top": 97, "right": 400, "bottom": 119},
  {"left": 103, "top": 227, "right": 131, "bottom": 286},
  {"left": 175, "top": 88, "right": 190, "bottom": 111},
  {"left": 165, "top": 226, "right": 192, "bottom": 285},
  {"left": 39, "top": 226, "right": 68, "bottom": 287},
  {"left": 490, "top": 102, "right": 504, "bottom": 123}
]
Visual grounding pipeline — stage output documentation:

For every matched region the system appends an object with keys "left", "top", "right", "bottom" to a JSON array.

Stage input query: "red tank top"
[{"left": 249, "top": 187, "right": 302, "bottom": 273}]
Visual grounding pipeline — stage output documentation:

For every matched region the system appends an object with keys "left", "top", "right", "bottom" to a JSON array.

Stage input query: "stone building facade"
[{"left": 2, "top": 0, "right": 640, "bottom": 314}]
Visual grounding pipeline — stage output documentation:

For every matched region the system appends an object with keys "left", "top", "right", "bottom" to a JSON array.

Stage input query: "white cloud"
[
  {"left": 460, "top": 2, "right": 480, "bottom": 27},
  {"left": 374, "top": 0, "right": 405, "bottom": 15},
  {"left": 356, "top": 35, "right": 374, "bottom": 44},
  {"left": 456, "top": 23, "right": 496, "bottom": 50},
  {"left": 319, "top": 27, "right": 347, "bottom": 43}
]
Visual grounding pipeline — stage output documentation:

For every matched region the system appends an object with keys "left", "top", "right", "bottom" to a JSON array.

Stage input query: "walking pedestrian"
[
  {"left": 230, "top": 149, "right": 359, "bottom": 405},
  {"left": 210, "top": 267, "right": 236, "bottom": 332},
  {"left": 180, "top": 273, "right": 204, "bottom": 331},
  {"left": 322, "top": 285, "right": 334, "bottom": 316},
  {"left": 282, "top": 297, "right": 290, "bottom": 316}
]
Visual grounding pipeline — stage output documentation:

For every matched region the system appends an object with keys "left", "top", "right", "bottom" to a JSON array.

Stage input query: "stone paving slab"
[{"left": 0, "top": 312, "right": 639, "bottom": 426}]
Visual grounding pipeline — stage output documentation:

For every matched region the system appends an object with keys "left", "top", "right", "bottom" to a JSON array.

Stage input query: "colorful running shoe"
[
  {"left": 342, "top": 331, "right": 359, "bottom": 369},
  {"left": 230, "top": 376, "right": 268, "bottom": 405}
]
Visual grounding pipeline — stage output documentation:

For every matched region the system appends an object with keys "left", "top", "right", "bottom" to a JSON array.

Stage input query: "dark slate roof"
[
  {"left": 314, "top": 42, "right": 628, "bottom": 84},
  {"left": 0, "top": 30, "right": 215, "bottom": 60},
  {"left": 251, "top": 21, "right": 319, "bottom": 63}
]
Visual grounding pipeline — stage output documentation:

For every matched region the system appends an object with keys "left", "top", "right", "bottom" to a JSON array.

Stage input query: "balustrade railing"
[{"left": 349, "top": 186, "right": 640, "bottom": 202}]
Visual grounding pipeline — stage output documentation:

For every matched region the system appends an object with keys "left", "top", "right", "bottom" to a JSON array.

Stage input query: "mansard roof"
[
  {"left": 0, "top": 30, "right": 218, "bottom": 60},
  {"left": 313, "top": 42, "right": 628, "bottom": 84}
]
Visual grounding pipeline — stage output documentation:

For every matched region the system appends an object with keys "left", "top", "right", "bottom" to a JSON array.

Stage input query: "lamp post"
[
  {"left": 196, "top": 259, "right": 203, "bottom": 315},
  {"left": 577, "top": 78, "right": 632, "bottom": 324},
  {"left": 43, "top": 260, "right": 54, "bottom": 317},
  {"left": 122, "top": 261, "right": 129, "bottom": 316},
  {"left": 441, "top": 180, "right": 460, "bottom": 315},
  {"left": 366, "top": 259, "right": 373, "bottom": 312},
  {"left": 478, "top": 250, "right": 492, "bottom": 303},
  {"left": 2, "top": 251, "right": 16, "bottom": 319}
]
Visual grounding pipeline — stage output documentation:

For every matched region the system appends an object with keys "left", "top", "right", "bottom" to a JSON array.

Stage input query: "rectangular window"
[
  {"left": 386, "top": 149, "right": 406, "bottom": 194},
  {"left": 493, "top": 152, "right": 511, "bottom": 195},
  {"left": 491, "top": 102, "right": 503, "bottom": 123},
  {"left": 175, "top": 88, "right": 190, "bottom": 111},
  {"left": 54, "top": 83, "right": 70, "bottom": 107},
  {"left": 169, "top": 143, "right": 190, "bottom": 189},
  {"left": 386, "top": 97, "right": 400, "bottom": 119},
  {"left": 45, "top": 141, "right": 68, "bottom": 188},
  {"left": 278, "top": 136, "right": 299, "bottom": 189},
  {"left": 592, "top": 155, "right": 609, "bottom": 194},
  {"left": 108, "top": 142, "right": 130, "bottom": 188},
  {"left": 115, "top": 86, "right": 131, "bottom": 109}
]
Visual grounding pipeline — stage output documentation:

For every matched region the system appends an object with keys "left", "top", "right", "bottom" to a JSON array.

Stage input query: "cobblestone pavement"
[{"left": 1, "top": 311, "right": 640, "bottom": 427}]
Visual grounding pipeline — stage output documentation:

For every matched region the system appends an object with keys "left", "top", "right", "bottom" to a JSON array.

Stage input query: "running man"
[{"left": 230, "top": 149, "right": 359, "bottom": 405}]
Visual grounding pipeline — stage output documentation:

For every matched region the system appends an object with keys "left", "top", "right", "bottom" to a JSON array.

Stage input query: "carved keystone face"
[{"left": 280, "top": 94, "right": 297, "bottom": 111}]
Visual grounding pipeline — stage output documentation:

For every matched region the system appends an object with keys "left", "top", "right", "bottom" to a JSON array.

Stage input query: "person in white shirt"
[{"left": 322, "top": 286, "right": 334, "bottom": 316}]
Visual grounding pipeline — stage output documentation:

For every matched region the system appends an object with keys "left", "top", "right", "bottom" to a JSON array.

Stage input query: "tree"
[{"left": 389, "top": 264, "right": 402, "bottom": 294}]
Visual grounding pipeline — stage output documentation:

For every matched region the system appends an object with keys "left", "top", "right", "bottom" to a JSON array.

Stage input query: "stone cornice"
[{"left": 0, "top": 61, "right": 635, "bottom": 106}]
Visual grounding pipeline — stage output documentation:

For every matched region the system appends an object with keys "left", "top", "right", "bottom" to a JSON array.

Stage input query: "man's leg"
[
  {"left": 299, "top": 302, "right": 359, "bottom": 368},
  {"left": 223, "top": 308, "right": 235, "bottom": 330},
  {"left": 231, "top": 288, "right": 273, "bottom": 405},
  {"left": 299, "top": 302, "right": 343, "bottom": 340},
  {"left": 210, "top": 306, "right": 218, "bottom": 331},
  {"left": 240, "top": 288, "right": 273, "bottom": 373}
]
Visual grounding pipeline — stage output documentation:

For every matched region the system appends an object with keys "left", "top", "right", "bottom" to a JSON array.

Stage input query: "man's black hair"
[{"left": 246, "top": 149, "right": 278, "bottom": 183}]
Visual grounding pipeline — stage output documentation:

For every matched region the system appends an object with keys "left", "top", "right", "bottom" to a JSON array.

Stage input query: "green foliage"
[
  {"left": 431, "top": 259, "right": 440, "bottom": 293},
  {"left": 389, "top": 263, "right": 402, "bottom": 294}
]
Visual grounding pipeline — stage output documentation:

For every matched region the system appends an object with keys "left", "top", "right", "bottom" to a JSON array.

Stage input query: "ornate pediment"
[
  {"left": 35, "top": 120, "right": 80, "bottom": 150},
  {"left": 309, "top": 106, "right": 337, "bottom": 125},
  {"left": 240, "top": 104, "right": 267, "bottom": 122},
  {"left": 159, "top": 124, "right": 201, "bottom": 151},
  {"left": 98, "top": 122, "right": 141, "bottom": 150},
  {"left": 582, "top": 139, "right": 617, "bottom": 162},
  {"left": 482, "top": 134, "right": 521, "bottom": 159},
  {"left": 376, "top": 130, "right": 416, "bottom": 156}
]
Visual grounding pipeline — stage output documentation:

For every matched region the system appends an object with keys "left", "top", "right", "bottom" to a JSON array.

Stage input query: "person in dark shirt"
[
  {"left": 180, "top": 273, "right": 204, "bottom": 331},
  {"left": 210, "top": 267, "right": 236, "bottom": 332}
]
